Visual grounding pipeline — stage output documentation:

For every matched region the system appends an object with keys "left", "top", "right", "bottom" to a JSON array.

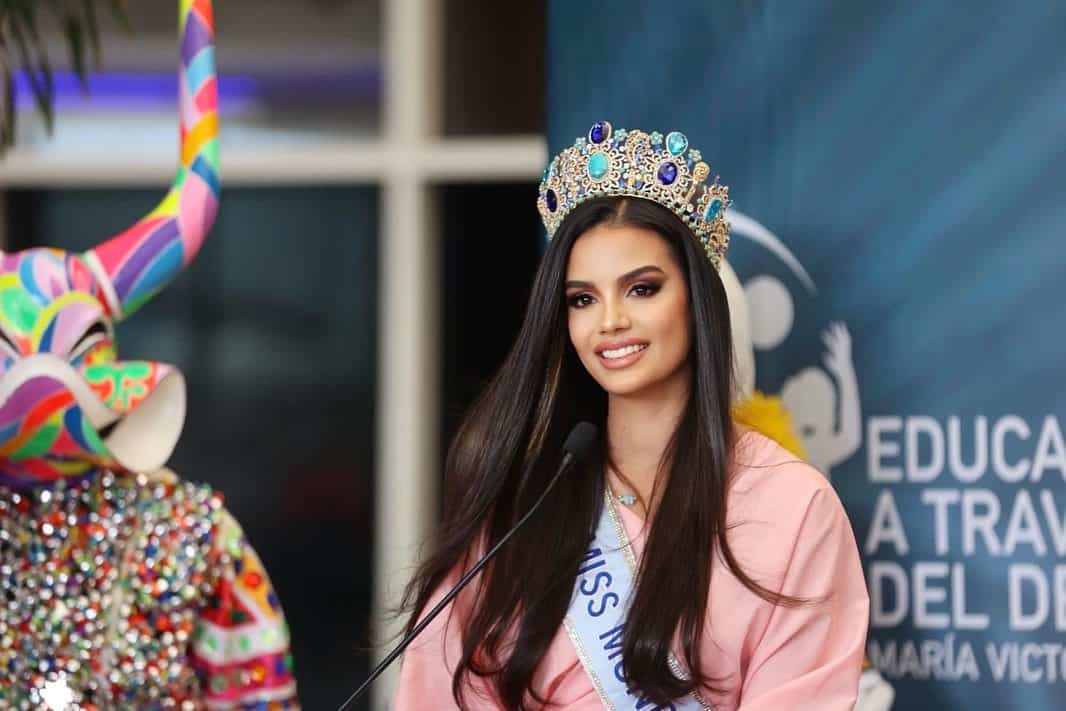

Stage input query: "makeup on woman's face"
[{"left": 564, "top": 223, "right": 691, "bottom": 399}]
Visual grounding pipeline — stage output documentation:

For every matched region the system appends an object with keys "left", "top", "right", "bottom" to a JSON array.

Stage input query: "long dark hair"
[{"left": 401, "top": 197, "right": 796, "bottom": 709}]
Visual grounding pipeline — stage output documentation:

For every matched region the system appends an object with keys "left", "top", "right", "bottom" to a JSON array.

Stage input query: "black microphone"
[{"left": 337, "top": 421, "right": 599, "bottom": 710}]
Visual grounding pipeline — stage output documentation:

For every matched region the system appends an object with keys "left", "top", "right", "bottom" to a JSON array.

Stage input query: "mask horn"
[{"left": 84, "top": 0, "right": 218, "bottom": 321}]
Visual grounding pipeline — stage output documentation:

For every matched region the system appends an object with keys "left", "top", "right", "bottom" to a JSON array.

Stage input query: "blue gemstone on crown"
[
  {"left": 588, "top": 152, "right": 609, "bottom": 180},
  {"left": 657, "top": 161, "right": 678, "bottom": 185},
  {"left": 544, "top": 157, "right": 558, "bottom": 181},
  {"left": 705, "top": 198, "right": 722, "bottom": 220},
  {"left": 537, "top": 122, "right": 731, "bottom": 267},
  {"left": 666, "top": 131, "right": 688, "bottom": 156},
  {"left": 589, "top": 121, "right": 612, "bottom": 144}
]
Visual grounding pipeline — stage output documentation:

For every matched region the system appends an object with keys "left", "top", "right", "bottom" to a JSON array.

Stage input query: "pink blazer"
[{"left": 395, "top": 432, "right": 869, "bottom": 710}]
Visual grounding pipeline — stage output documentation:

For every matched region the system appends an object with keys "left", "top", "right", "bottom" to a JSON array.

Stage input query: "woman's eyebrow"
[
  {"left": 618, "top": 265, "right": 665, "bottom": 282},
  {"left": 565, "top": 264, "right": 665, "bottom": 290},
  {"left": 564, "top": 279, "right": 594, "bottom": 289}
]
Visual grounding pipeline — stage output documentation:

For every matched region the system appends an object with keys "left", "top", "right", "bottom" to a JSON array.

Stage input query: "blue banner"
[{"left": 547, "top": 2, "right": 1066, "bottom": 709}]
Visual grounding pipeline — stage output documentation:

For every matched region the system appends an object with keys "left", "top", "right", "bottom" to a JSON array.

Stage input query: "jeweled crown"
[{"left": 537, "top": 121, "right": 732, "bottom": 267}]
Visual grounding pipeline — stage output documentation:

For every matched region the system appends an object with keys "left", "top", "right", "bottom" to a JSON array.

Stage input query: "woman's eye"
[
  {"left": 567, "top": 293, "right": 594, "bottom": 308},
  {"left": 629, "top": 283, "right": 661, "bottom": 298}
]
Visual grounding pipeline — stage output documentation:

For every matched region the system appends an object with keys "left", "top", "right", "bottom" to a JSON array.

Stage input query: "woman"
[{"left": 395, "top": 122, "right": 868, "bottom": 710}]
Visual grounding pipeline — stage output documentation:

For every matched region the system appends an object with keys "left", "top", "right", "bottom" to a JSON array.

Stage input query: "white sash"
[{"left": 563, "top": 491, "right": 710, "bottom": 710}]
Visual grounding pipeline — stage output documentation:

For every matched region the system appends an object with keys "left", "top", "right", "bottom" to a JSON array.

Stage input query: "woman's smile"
[{"left": 596, "top": 339, "right": 650, "bottom": 368}]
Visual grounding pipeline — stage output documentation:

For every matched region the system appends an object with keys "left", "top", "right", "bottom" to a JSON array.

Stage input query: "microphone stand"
[{"left": 337, "top": 428, "right": 595, "bottom": 711}]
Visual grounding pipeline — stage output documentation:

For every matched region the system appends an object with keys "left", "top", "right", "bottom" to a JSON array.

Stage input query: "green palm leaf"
[{"left": 0, "top": 0, "right": 128, "bottom": 153}]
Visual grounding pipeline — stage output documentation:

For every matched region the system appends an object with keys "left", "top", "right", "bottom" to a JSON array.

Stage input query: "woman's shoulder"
[
  {"left": 726, "top": 429, "right": 845, "bottom": 535},
  {"left": 721, "top": 430, "right": 859, "bottom": 593}
]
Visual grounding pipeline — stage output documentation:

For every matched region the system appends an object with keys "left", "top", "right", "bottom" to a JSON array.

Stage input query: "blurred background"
[
  {"left": 2, "top": 1, "right": 1066, "bottom": 710},
  {"left": 0, "top": 0, "right": 546, "bottom": 708}
]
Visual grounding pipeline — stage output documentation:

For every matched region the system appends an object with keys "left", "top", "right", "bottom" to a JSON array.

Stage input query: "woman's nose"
[{"left": 599, "top": 298, "right": 631, "bottom": 333}]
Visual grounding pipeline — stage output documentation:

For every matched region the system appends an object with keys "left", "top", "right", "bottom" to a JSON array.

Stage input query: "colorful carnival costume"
[{"left": 0, "top": 1, "right": 297, "bottom": 707}]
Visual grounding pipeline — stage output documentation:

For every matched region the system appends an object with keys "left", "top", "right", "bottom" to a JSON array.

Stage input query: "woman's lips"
[{"left": 597, "top": 342, "right": 649, "bottom": 370}]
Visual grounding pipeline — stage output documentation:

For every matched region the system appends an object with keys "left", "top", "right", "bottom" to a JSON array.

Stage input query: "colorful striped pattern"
[
  {"left": 191, "top": 512, "right": 299, "bottom": 706},
  {"left": 86, "top": 0, "right": 220, "bottom": 320},
  {"left": 0, "top": 362, "right": 177, "bottom": 485},
  {"left": 0, "top": 250, "right": 123, "bottom": 483}
]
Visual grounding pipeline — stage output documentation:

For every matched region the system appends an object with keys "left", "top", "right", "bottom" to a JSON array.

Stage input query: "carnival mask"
[{"left": 0, "top": 0, "right": 219, "bottom": 484}]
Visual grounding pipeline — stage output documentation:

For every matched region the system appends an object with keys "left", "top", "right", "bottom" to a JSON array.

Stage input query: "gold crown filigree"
[{"left": 537, "top": 121, "right": 732, "bottom": 267}]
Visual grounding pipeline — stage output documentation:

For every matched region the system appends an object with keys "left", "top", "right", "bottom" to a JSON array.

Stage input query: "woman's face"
[{"left": 565, "top": 223, "right": 692, "bottom": 400}]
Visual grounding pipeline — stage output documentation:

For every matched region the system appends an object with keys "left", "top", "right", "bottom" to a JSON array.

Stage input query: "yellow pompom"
[{"left": 731, "top": 391, "right": 807, "bottom": 459}]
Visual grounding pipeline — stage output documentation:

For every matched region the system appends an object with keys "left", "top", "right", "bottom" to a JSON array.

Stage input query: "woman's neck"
[{"left": 605, "top": 372, "right": 689, "bottom": 515}]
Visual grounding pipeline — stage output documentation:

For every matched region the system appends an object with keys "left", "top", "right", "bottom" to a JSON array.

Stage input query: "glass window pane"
[
  {"left": 14, "top": 0, "right": 382, "bottom": 161},
  {"left": 439, "top": 183, "right": 543, "bottom": 452},
  {"left": 443, "top": 0, "right": 545, "bottom": 136}
]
